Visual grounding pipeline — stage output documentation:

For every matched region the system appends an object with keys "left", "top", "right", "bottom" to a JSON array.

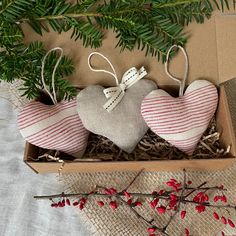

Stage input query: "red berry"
[
  {"left": 61, "top": 199, "right": 65, "bottom": 206},
  {"left": 134, "top": 202, "right": 142, "bottom": 207},
  {"left": 51, "top": 203, "right": 56, "bottom": 207},
  {"left": 187, "top": 181, "right": 192, "bottom": 185},
  {"left": 172, "top": 185, "right": 179, "bottom": 192},
  {"left": 66, "top": 199, "right": 71, "bottom": 206},
  {"left": 181, "top": 211, "right": 186, "bottom": 219},
  {"left": 109, "top": 201, "right": 117, "bottom": 210},
  {"left": 196, "top": 192, "right": 204, "bottom": 198},
  {"left": 201, "top": 194, "right": 209, "bottom": 202},
  {"left": 184, "top": 228, "right": 190, "bottom": 236},
  {"left": 150, "top": 198, "right": 159, "bottom": 208},
  {"left": 109, "top": 188, "right": 117, "bottom": 194},
  {"left": 193, "top": 196, "right": 200, "bottom": 203},
  {"left": 58, "top": 201, "right": 63, "bottom": 207},
  {"left": 73, "top": 201, "right": 79, "bottom": 206},
  {"left": 123, "top": 191, "right": 131, "bottom": 198},
  {"left": 170, "top": 194, "right": 177, "bottom": 201},
  {"left": 157, "top": 206, "right": 166, "bottom": 214},
  {"left": 149, "top": 234, "right": 155, "bottom": 236},
  {"left": 169, "top": 200, "right": 177, "bottom": 208},
  {"left": 97, "top": 201, "right": 104, "bottom": 207},
  {"left": 104, "top": 189, "right": 112, "bottom": 195},
  {"left": 228, "top": 219, "right": 235, "bottom": 228},
  {"left": 214, "top": 196, "right": 220, "bottom": 202},
  {"left": 79, "top": 203, "right": 84, "bottom": 210},
  {"left": 221, "top": 232, "right": 225, "bottom": 236},
  {"left": 221, "top": 216, "right": 227, "bottom": 224},
  {"left": 147, "top": 227, "right": 156, "bottom": 233},
  {"left": 195, "top": 205, "right": 206, "bottom": 213},
  {"left": 221, "top": 195, "right": 227, "bottom": 203},
  {"left": 80, "top": 198, "right": 86, "bottom": 205},
  {"left": 166, "top": 181, "right": 175, "bottom": 187},
  {"left": 213, "top": 212, "right": 219, "bottom": 220},
  {"left": 127, "top": 199, "right": 132, "bottom": 205},
  {"left": 158, "top": 190, "right": 164, "bottom": 195}
]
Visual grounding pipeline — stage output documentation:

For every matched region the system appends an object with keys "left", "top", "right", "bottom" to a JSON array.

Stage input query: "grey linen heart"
[{"left": 77, "top": 79, "right": 157, "bottom": 153}]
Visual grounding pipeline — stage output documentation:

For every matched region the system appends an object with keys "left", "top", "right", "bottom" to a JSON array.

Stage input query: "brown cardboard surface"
[
  {"left": 26, "top": 158, "right": 236, "bottom": 173},
  {"left": 216, "top": 86, "right": 236, "bottom": 156},
  {"left": 21, "top": 15, "right": 219, "bottom": 87},
  {"left": 215, "top": 15, "right": 236, "bottom": 83}
]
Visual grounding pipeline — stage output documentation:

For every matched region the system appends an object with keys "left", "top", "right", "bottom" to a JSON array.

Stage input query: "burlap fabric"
[
  {"left": 0, "top": 81, "right": 29, "bottom": 110},
  {"left": 61, "top": 164, "right": 236, "bottom": 236}
]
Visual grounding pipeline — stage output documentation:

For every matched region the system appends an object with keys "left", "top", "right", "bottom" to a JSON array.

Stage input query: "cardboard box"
[{"left": 22, "top": 14, "right": 236, "bottom": 173}]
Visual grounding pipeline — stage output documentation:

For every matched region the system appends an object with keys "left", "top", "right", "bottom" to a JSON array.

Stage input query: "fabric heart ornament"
[
  {"left": 77, "top": 52, "right": 157, "bottom": 153},
  {"left": 18, "top": 48, "right": 89, "bottom": 157},
  {"left": 18, "top": 99, "right": 89, "bottom": 157},
  {"left": 141, "top": 45, "right": 218, "bottom": 155}
]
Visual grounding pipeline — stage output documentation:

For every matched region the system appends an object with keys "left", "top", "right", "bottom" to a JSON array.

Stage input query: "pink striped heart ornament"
[
  {"left": 141, "top": 45, "right": 218, "bottom": 155},
  {"left": 141, "top": 80, "right": 218, "bottom": 155},
  {"left": 17, "top": 48, "right": 89, "bottom": 157},
  {"left": 18, "top": 100, "right": 89, "bottom": 157}
]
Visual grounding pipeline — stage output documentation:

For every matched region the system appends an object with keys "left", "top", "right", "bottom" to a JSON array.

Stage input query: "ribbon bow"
[
  {"left": 103, "top": 67, "right": 147, "bottom": 112},
  {"left": 88, "top": 52, "right": 147, "bottom": 112}
]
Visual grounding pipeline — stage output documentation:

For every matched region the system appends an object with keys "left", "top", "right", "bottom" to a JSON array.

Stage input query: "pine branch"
[
  {"left": 0, "top": 41, "right": 76, "bottom": 100},
  {"left": 0, "top": 0, "right": 33, "bottom": 22},
  {"left": 0, "top": 0, "right": 232, "bottom": 99},
  {"left": 0, "top": 22, "right": 23, "bottom": 48},
  {"left": 63, "top": 17, "right": 102, "bottom": 48}
]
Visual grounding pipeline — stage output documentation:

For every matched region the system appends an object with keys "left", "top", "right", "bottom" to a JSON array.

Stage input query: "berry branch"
[
  {"left": 161, "top": 169, "right": 187, "bottom": 233},
  {"left": 34, "top": 170, "right": 236, "bottom": 236}
]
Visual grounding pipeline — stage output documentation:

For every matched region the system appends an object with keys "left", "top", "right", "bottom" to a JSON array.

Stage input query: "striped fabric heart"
[
  {"left": 18, "top": 100, "right": 89, "bottom": 158},
  {"left": 141, "top": 80, "right": 218, "bottom": 155}
]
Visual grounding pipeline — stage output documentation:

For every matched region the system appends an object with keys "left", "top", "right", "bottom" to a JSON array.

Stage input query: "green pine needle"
[{"left": 0, "top": 0, "right": 232, "bottom": 100}]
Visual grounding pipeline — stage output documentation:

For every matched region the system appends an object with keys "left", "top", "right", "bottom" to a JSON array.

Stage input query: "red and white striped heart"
[
  {"left": 18, "top": 100, "right": 89, "bottom": 158},
  {"left": 141, "top": 80, "right": 218, "bottom": 155}
]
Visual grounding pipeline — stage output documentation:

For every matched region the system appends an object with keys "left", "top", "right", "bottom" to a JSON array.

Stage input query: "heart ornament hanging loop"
[
  {"left": 164, "top": 44, "right": 189, "bottom": 97},
  {"left": 88, "top": 52, "right": 147, "bottom": 112}
]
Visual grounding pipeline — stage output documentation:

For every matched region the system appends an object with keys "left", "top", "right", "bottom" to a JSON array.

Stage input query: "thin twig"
[
  {"left": 122, "top": 168, "right": 145, "bottom": 192},
  {"left": 34, "top": 185, "right": 226, "bottom": 199},
  {"left": 117, "top": 195, "right": 170, "bottom": 236},
  {"left": 184, "top": 182, "right": 207, "bottom": 199},
  {"left": 34, "top": 191, "right": 236, "bottom": 210},
  {"left": 18, "top": 13, "right": 103, "bottom": 23}
]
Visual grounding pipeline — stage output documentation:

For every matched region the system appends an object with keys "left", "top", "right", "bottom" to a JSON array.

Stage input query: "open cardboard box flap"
[{"left": 22, "top": 14, "right": 236, "bottom": 173}]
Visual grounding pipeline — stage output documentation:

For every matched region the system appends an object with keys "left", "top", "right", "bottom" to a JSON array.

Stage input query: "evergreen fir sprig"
[
  {"left": 0, "top": 0, "right": 232, "bottom": 61},
  {"left": 15, "top": 0, "right": 231, "bottom": 60},
  {"left": 0, "top": 0, "right": 232, "bottom": 100},
  {"left": 0, "top": 41, "right": 76, "bottom": 100}
]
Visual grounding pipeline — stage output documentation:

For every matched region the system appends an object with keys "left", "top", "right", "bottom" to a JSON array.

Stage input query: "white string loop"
[
  {"left": 41, "top": 47, "right": 63, "bottom": 104},
  {"left": 88, "top": 52, "right": 147, "bottom": 112},
  {"left": 164, "top": 45, "right": 189, "bottom": 96},
  {"left": 88, "top": 52, "right": 119, "bottom": 85}
]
